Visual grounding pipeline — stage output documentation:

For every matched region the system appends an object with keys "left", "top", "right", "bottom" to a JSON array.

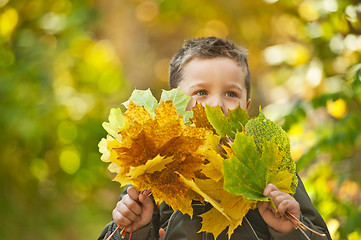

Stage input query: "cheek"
[
  {"left": 238, "top": 101, "right": 247, "bottom": 110},
  {"left": 228, "top": 102, "right": 241, "bottom": 110},
  {"left": 224, "top": 100, "right": 240, "bottom": 110},
  {"left": 224, "top": 99, "right": 247, "bottom": 111}
]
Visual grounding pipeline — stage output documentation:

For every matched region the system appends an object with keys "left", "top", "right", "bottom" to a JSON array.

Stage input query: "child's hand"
[
  {"left": 258, "top": 184, "right": 300, "bottom": 233},
  {"left": 112, "top": 186, "right": 154, "bottom": 232}
]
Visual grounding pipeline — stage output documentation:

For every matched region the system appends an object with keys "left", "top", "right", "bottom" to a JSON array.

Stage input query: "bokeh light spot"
[
  {"left": 0, "top": 7, "right": 18, "bottom": 37},
  {"left": 345, "top": 5, "right": 359, "bottom": 22},
  {"left": 306, "top": 22, "right": 322, "bottom": 38},
  {"left": 263, "top": 45, "right": 285, "bottom": 66},
  {"left": 136, "top": 1, "right": 159, "bottom": 22},
  {"left": 263, "top": 0, "right": 278, "bottom": 4},
  {"left": 286, "top": 44, "right": 310, "bottom": 66},
  {"left": 59, "top": 149, "right": 81, "bottom": 174},
  {"left": 84, "top": 40, "right": 118, "bottom": 69},
  {"left": 348, "top": 231, "right": 361, "bottom": 240},
  {"left": 40, "top": 12, "right": 66, "bottom": 34},
  {"left": 336, "top": 179, "right": 361, "bottom": 202},
  {"left": 329, "top": 34, "right": 344, "bottom": 54},
  {"left": 263, "top": 43, "right": 310, "bottom": 66},
  {"left": 332, "top": 56, "right": 349, "bottom": 74},
  {"left": 197, "top": 20, "right": 229, "bottom": 38},
  {"left": 306, "top": 59, "right": 323, "bottom": 88},
  {"left": 327, "top": 218, "right": 340, "bottom": 239},
  {"left": 344, "top": 34, "right": 358, "bottom": 51},
  {"left": 30, "top": 158, "right": 49, "bottom": 180},
  {"left": 298, "top": 1, "right": 319, "bottom": 21},
  {"left": 0, "top": 0, "right": 9, "bottom": 8},
  {"left": 290, "top": 146, "right": 304, "bottom": 162},
  {"left": 326, "top": 98, "right": 347, "bottom": 119},
  {"left": 322, "top": 0, "right": 338, "bottom": 13}
]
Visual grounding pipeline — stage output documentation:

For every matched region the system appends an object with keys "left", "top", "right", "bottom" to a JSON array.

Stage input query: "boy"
[{"left": 99, "top": 37, "right": 332, "bottom": 240}]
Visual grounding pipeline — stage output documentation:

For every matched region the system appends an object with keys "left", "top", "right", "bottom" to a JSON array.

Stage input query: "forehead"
[{"left": 182, "top": 57, "right": 247, "bottom": 88}]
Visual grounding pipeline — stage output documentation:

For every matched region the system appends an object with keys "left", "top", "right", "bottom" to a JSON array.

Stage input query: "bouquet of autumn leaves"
[{"left": 99, "top": 88, "right": 298, "bottom": 239}]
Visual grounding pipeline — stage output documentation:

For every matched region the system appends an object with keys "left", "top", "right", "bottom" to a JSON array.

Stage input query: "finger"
[
  {"left": 112, "top": 206, "right": 132, "bottom": 227},
  {"left": 127, "top": 186, "right": 139, "bottom": 201},
  {"left": 269, "top": 192, "right": 290, "bottom": 208},
  {"left": 276, "top": 199, "right": 294, "bottom": 216},
  {"left": 257, "top": 201, "right": 281, "bottom": 219},
  {"left": 263, "top": 183, "right": 278, "bottom": 197},
  {"left": 279, "top": 199, "right": 300, "bottom": 218},
  {"left": 138, "top": 193, "right": 154, "bottom": 221},
  {"left": 122, "top": 194, "right": 142, "bottom": 215},
  {"left": 159, "top": 228, "right": 166, "bottom": 240},
  {"left": 139, "top": 193, "right": 153, "bottom": 209},
  {"left": 118, "top": 200, "right": 141, "bottom": 222}
]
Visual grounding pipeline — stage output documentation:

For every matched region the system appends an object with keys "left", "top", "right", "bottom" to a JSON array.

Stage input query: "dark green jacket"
[{"left": 98, "top": 175, "right": 332, "bottom": 240}]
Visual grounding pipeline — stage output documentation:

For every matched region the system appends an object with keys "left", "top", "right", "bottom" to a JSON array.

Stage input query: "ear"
[{"left": 246, "top": 99, "right": 251, "bottom": 110}]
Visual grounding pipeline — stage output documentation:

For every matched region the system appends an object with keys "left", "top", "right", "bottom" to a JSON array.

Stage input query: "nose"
[{"left": 205, "top": 96, "right": 228, "bottom": 116}]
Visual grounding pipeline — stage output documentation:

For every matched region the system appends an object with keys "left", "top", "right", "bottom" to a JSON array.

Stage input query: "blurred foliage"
[{"left": 0, "top": 0, "right": 360, "bottom": 239}]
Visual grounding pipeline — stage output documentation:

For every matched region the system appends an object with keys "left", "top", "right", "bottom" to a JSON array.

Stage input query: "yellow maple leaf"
[
  {"left": 100, "top": 100, "right": 215, "bottom": 217},
  {"left": 199, "top": 209, "right": 230, "bottom": 239},
  {"left": 126, "top": 155, "right": 173, "bottom": 179},
  {"left": 177, "top": 174, "right": 257, "bottom": 239},
  {"left": 271, "top": 169, "right": 295, "bottom": 195},
  {"left": 199, "top": 135, "right": 224, "bottom": 182},
  {"left": 178, "top": 174, "right": 230, "bottom": 221},
  {"left": 194, "top": 178, "right": 256, "bottom": 239},
  {"left": 190, "top": 103, "right": 217, "bottom": 134}
]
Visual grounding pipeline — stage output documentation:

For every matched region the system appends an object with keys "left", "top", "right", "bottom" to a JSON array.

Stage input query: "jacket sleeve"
[
  {"left": 98, "top": 185, "right": 160, "bottom": 240},
  {"left": 269, "top": 174, "right": 332, "bottom": 240}
]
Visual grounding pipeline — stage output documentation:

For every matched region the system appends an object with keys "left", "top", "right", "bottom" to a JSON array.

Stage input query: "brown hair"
[{"left": 169, "top": 36, "right": 251, "bottom": 101}]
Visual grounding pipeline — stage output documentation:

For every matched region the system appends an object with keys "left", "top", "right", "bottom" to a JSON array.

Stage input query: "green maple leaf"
[
  {"left": 205, "top": 105, "right": 250, "bottom": 139},
  {"left": 122, "top": 88, "right": 193, "bottom": 124},
  {"left": 227, "top": 106, "right": 250, "bottom": 133},
  {"left": 160, "top": 87, "right": 193, "bottom": 124},
  {"left": 205, "top": 105, "right": 232, "bottom": 137},
  {"left": 223, "top": 132, "right": 294, "bottom": 201},
  {"left": 122, "top": 88, "right": 158, "bottom": 113}
]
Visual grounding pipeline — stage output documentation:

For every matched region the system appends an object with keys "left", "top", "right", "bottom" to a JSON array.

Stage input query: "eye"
[
  {"left": 195, "top": 90, "right": 207, "bottom": 96},
  {"left": 225, "top": 91, "right": 237, "bottom": 97}
]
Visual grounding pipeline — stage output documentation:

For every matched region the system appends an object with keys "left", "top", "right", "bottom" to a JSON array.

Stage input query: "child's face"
[{"left": 178, "top": 57, "right": 249, "bottom": 116}]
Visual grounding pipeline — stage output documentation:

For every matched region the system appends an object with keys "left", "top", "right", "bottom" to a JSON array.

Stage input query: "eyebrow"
[
  {"left": 187, "top": 82, "right": 209, "bottom": 89},
  {"left": 188, "top": 82, "right": 243, "bottom": 92},
  {"left": 226, "top": 84, "right": 243, "bottom": 92}
]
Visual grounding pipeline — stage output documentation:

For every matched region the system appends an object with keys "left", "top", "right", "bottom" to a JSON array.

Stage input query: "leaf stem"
[
  {"left": 286, "top": 211, "right": 326, "bottom": 238},
  {"left": 286, "top": 214, "right": 311, "bottom": 240}
]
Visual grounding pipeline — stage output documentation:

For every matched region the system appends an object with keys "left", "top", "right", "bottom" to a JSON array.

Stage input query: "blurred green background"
[{"left": 0, "top": 0, "right": 360, "bottom": 239}]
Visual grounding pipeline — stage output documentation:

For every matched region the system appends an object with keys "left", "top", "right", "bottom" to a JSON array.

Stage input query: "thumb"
[
  {"left": 139, "top": 193, "right": 153, "bottom": 208},
  {"left": 159, "top": 228, "right": 166, "bottom": 240}
]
